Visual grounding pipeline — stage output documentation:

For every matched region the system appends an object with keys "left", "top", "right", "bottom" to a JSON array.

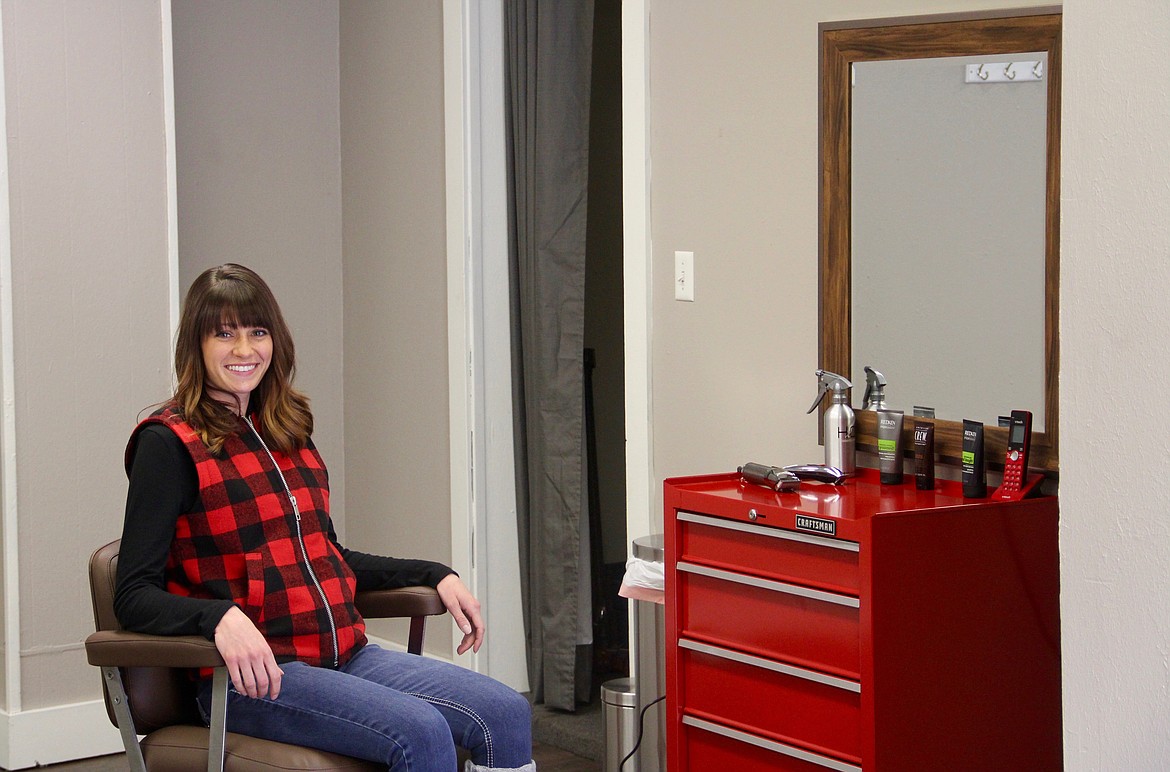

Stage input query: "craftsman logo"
[{"left": 796, "top": 515, "right": 836, "bottom": 537}]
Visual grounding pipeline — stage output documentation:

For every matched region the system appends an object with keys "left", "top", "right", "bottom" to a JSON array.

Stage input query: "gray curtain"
[{"left": 505, "top": 0, "right": 596, "bottom": 711}]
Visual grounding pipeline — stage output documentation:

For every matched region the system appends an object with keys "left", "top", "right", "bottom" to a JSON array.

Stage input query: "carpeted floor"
[
  {"left": 40, "top": 699, "right": 605, "bottom": 771},
  {"left": 529, "top": 692, "right": 605, "bottom": 762},
  {"left": 40, "top": 740, "right": 597, "bottom": 771}
]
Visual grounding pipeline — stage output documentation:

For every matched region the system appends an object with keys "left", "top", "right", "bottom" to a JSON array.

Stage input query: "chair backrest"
[{"left": 89, "top": 539, "right": 204, "bottom": 733}]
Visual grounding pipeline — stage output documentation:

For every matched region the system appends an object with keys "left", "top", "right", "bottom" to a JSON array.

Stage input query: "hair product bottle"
[
  {"left": 962, "top": 419, "right": 988, "bottom": 498},
  {"left": 876, "top": 409, "right": 905, "bottom": 484},
  {"left": 807, "top": 370, "right": 856, "bottom": 476},
  {"left": 914, "top": 421, "right": 936, "bottom": 490}
]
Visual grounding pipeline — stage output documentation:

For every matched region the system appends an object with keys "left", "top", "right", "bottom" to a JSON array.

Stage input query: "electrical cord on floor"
[{"left": 619, "top": 694, "right": 666, "bottom": 770}]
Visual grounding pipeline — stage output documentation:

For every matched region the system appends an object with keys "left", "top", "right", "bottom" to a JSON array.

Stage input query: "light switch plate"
[{"left": 675, "top": 251, "right": 694, "bottom": 302}]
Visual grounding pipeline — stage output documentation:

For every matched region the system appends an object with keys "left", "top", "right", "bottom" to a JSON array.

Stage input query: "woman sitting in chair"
[{"left": 115, "top": 263, "right": 534, "bottom": 772}]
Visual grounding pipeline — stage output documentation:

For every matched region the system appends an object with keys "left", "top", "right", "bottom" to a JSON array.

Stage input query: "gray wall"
[
  {"left": 172, "top": 0, "right": 347, "bottom": 527},
  {"left": 1, "top": 0, "right": 171, "bottom": 714},
  {"left": 339, "top": 0, "right": 452, "bottom": 657},
  {"left": 172, "top": 0, "right": 453, "bottom": 659},
  {"left": 0, "top": 2, "right": 453, "bottom": 761}
]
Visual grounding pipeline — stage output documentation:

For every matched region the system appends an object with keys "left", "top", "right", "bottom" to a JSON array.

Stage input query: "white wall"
[
  {"left": 642, "top": 0, "right": 1170, "bottom": 768},
  {"left": 644, "top": 0, "right": 1028, "bottom": 520},
  {"left": 1059, "top": 0, "right": 1170, "bottom": 767}
]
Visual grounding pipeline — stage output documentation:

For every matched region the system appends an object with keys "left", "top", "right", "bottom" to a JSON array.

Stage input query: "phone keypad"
[{"left": 1002, "top": 453, "right": 1023, "bottom": 491}]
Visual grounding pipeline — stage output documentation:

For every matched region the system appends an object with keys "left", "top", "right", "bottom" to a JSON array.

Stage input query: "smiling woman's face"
[{"left": 201, "top": 324, "right": 273, "bottom": 415}]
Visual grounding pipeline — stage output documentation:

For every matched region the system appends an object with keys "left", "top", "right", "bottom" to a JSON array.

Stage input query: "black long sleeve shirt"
[{"left": 115, "top": 424, "right": 454, "bottom": 641}]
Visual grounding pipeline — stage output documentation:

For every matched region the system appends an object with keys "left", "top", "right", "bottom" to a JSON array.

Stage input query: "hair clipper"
[
  {"left": 782, "top": 464, "right": 848, "bottom": 485},
  {"left": 738, "top": 463, "right": 801, "bottom": 492}
]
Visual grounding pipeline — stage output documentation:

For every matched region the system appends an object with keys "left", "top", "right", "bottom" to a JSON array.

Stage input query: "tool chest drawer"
[
  {"left": 681, "top": 716, "right": 861, "bottom": 772},
  {"left": 678, "top": 638, "right": 862, "bottom": 762},
  {"left": 677, "top": 510, "right": 860, "bottom": 593},
  {"left": 677, "top": 560, "right": 860, "bottom": 679}
]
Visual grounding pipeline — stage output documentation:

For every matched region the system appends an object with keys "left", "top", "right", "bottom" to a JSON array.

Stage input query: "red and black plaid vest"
[{"left": 131, "top": 405, "right": 366, "bottom": 668}]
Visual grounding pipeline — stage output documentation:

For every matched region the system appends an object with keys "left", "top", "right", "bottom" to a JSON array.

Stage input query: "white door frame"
[
  {"left": 443, "top": 0, "right": 528, "bottom": 692},
  {"left": 0, "top": 0, "right": 21, "bottom": 720},
  {"left": 622, "top": 0, "right": 654, "bottom": 548}
]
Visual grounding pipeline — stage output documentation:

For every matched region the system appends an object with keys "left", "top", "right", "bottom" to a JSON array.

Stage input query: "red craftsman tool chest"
[{"left": 664, "top": 469, "right": 1061, "bottom": 771}]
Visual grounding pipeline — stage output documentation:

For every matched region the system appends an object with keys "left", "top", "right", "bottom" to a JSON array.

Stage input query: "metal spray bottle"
[
  {"left": 807, "top": 369, "right": 856, "bottom": 476},
  {"left": 861, "top": 365, "right": 888, "bottom": 411}
]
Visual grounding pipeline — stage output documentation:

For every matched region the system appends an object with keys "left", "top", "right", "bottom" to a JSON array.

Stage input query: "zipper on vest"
[{"left": 243, "top": 416, "right": 340, "bottom": 668}]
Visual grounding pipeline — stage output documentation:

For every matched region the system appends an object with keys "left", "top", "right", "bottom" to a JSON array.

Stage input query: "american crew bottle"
[{"left": 914, "top": 421, "right": 935, "bottom": 490}]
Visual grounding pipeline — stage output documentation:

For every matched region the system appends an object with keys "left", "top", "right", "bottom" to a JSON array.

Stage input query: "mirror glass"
[
  {"left": 819, "top": 11, "right": 1061, "bottom": 473},
  {"left": 851, "top": 53, "right": 1048, "bottom": 426}
]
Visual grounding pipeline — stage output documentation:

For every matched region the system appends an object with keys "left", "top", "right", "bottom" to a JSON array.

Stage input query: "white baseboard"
[{"left": 0, "top": 699, "right": 125, "bottom": 770}]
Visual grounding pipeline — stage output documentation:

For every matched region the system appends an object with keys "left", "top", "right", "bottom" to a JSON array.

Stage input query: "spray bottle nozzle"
[
  {"left": 862, "top": 366, "right": 888, "bottom": 411},
  {"left": 806, "top": 369, "right": 852, "bottom": 413}
]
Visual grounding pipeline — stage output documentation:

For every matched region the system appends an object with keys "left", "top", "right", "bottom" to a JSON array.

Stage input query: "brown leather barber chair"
[{"left": 86, "top": 539, "right": 447, "bottom": 772}]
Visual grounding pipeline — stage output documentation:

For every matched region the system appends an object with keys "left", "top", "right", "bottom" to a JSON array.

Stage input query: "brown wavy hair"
[{"left": 172, "top": 264, "right": 312, "bottom": 455}]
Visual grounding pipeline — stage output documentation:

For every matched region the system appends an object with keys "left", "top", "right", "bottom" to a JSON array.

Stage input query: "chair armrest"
[
  {"left": 354, "top": 586, "right": 446, "bottom": 620},
  {"left": 86, "top": 588, "right": 445, "bottom": 670},
  {"left": 85, "top": 630, "right": 225, "bottom": 669}
]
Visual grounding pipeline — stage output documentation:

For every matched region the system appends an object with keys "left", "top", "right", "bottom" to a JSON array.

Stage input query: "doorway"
[
  {"left": 455, "top": 0, "right": 626, "bottom": 707},
  {"left": 583, "top": 0, "right": 628, "bottom": 687}
]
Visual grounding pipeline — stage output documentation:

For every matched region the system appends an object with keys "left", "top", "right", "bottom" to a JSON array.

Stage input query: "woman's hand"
[
  {"left": 213, "top": 606, "right": 283, "bottom": 699},
  {"left": 436, "top": 573, "right": 485, "bottom": 655}
]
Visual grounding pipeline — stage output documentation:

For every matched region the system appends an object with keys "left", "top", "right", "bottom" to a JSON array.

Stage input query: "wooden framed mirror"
[{"left": 819, "top": 8, "right": 1061, "bottom": 474}]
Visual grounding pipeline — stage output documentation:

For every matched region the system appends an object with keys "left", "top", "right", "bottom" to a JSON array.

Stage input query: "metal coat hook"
[{"left": 965, "top": 60, "right": 1044, "bottom": 84}]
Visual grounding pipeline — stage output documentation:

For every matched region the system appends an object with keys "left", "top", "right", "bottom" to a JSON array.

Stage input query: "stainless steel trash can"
[
  {"left": 602, "top": 677, "right": 637, "bottom": 772},
  {"left": 631, "top": 534, "right": 666, "bottom": 772}
]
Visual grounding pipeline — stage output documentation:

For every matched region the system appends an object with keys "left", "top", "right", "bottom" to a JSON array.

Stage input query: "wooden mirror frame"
[{"left": 819, "top": 8, "right": 1061, "bottom": 474}]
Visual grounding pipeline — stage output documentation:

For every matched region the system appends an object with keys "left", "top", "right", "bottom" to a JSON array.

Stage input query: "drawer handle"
[
  {"left": 679, "top": 638, "right": 861, "bottom": 693},
  {"left": 678, "top": 511, "right": 860, "bottom": 553},
  {"left": 683, "top": 715, "right": 862, "bottom": 772},
  {"left": 678, "top": 561, "right": 860, "bottom": 608}
]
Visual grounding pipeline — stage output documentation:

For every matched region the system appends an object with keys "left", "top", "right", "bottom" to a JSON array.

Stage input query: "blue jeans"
[{"left": 197, "top": 644, "right": 533, "bottom": 771}]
